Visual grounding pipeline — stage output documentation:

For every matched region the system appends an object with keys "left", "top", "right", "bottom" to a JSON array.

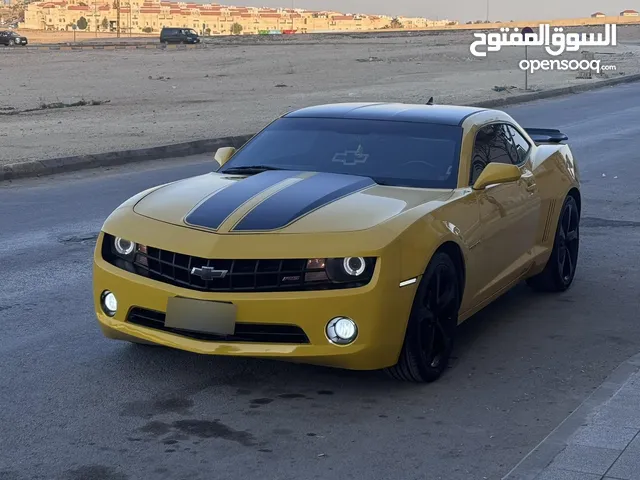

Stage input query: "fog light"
[
  {"left": 326, "top": 317, "right": 358, "bottom": 345},
  {"left": 101, "top": 290, "right": 117, "bottom": 317}
]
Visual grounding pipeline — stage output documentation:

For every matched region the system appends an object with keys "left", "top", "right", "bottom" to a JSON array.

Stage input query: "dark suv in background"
[
  {"left": 160, "top": 27, "right": 200, "bottom": 44},
  {"left": 0, "top": 31, "right": 28, "bottom": 46}
]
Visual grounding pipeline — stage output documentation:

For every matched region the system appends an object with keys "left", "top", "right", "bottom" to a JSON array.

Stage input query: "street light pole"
[{"left": 486, "top": 0, "right": 489, "bottom": 22}]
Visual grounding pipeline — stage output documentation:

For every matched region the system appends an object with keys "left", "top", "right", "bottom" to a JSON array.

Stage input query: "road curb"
[
  {"left": 2, "top": 73, "right": 640, "bottom": 182},
  {"left": 0, "top": 43, "right": 207, "bottom": 52},
  {"left": 472, "top": 73, "right": 640, "bottom": 108},
  {"left": 501, "top": 351, "right": 640, "bottom": 480},
  {"left": 0, "top": 134, "right": 254, "bottom": 181}
]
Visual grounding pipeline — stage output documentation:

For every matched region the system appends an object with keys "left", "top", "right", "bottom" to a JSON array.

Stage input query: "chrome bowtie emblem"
[{"left": 191, "top": 266, "right": 228, "bottom": 280}]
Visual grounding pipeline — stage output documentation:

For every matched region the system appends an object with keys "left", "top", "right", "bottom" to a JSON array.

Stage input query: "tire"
[
  {"left": 527, "top": 195, "right": 580, "bottom": 292},
  {"left": 385, "top": 252, "right": 461, "bottom": 383},
  {"left": 8, "top": 39, "right": 15, "bottom": 46}
]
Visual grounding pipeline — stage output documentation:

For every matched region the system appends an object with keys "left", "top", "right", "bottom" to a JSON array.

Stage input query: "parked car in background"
[
  {"left": 160, "top": 27, "right": 200, "bottom": 44},
  {"left": 0, "top": 30, "right": 28, "bottom": 46}
]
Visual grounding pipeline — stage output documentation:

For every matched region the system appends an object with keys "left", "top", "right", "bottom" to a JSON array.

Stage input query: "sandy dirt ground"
[
  {"left": 2, "top": 26, "right": 640, "bottom": 166},
  {"left": 10, "top": 29, "right": 157, "bottom": 44}
]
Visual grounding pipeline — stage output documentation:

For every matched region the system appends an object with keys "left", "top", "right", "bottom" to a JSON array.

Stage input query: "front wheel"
[
  {"left": 385, "top": 252, "right": 460, "bottom": 383},
  {"left": 527, "top": 194, "right": 580, "bottom": 292},
  {"left": 8, "top": 39, "right": 15, "bottom": 46}
]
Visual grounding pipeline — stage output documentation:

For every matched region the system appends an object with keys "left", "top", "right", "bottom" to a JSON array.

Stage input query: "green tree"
[
  {"left": 230, "top": 22, "right": 243, "bottom": 35},
  {"left": 76, "top": 16, "right": 88, "bottom": 30},
  {"left": 389, "top": 17, "right": 403, "bottom": 29},
  {"left": 101, "top": 17, "right": 109, "bottom": 31}
]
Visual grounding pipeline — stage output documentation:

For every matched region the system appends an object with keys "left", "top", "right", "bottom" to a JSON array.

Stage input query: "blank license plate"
[{"left": 165, "top": 297, "right": 236, "bottom": 335}]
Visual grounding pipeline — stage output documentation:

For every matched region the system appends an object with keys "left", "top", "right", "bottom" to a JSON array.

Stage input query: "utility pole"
[
  {"left": 486, "top": 0, "right": 489, "bottom": 22},
  {"left": 94, "top": 0, "right": 97, "bottom": 37},
  {"left": 116, "top": 0, "right": 120, "bottom": 37}
]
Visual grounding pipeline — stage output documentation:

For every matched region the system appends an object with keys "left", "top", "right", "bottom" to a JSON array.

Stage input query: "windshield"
[
  {"left": 186, "top": 29, "right": 198, "bottom": 36},
  {"left": 219, "top": 117, "right": 462, "bottom": 189}
]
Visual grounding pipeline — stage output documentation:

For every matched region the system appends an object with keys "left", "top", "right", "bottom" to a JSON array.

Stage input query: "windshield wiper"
[{"left": 222, "top": 165, "right": 285, "bottom": 175}]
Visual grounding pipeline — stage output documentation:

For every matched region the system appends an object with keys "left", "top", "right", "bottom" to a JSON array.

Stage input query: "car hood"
[{"left": 133, "top": 170, "right": 453, "bottom": 234}]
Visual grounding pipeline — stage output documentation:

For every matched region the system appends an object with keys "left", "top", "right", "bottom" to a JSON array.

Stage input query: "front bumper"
[{"left": 93, "top": 233, "right": 418, "bottom": 370}]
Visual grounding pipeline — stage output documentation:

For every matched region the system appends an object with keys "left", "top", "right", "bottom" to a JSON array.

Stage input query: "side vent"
[{"left": 542, "top": 199, "right": 557, "bottom": 243}]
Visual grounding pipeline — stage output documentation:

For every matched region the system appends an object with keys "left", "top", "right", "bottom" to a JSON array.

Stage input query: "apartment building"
[{"left": 22, "top": 0, "right": 456, "bottom": 34}]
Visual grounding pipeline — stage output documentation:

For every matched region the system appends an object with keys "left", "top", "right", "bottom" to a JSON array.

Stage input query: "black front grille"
[
  {"left": 127, "top": 307, "right": 310, "bottom": 344},
  {"left": 140, "top": 247, "right": 314, "bottom": 292}
]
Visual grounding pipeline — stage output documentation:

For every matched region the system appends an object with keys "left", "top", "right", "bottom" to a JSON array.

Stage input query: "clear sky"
[{"left": 229, "top": 0, "right": 636, "bottom": 22}]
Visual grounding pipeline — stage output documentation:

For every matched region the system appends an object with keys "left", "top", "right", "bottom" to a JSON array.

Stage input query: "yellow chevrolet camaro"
[{"left": 93, "top": 102, "right": 580, "bottom": 383}]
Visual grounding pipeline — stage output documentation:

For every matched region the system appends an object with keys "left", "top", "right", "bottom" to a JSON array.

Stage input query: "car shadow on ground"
[{"left": 101, "top": 281, "right": 541, "bottom": 398}]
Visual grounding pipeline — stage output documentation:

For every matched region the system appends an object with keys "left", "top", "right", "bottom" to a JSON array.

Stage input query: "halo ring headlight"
[
  {"left": 114, "top": 237, "right": 136, "bottom": 256},
  {"left": 343, "top": 257, "right": 366, "bottom": 277}
]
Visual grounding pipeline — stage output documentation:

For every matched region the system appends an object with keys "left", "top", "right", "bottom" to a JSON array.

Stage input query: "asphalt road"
[{"left": 2, "top": 83, "right": 640, "bottom": 480}]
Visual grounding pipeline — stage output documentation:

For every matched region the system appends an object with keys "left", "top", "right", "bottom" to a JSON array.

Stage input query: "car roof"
[{"left": 283, "top": 102, "right": 487, "bottom": 126}]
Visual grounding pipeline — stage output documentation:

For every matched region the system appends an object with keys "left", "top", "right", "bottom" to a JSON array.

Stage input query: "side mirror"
[
  {"left": 214, "top": 147, "right": 236, "bottom": 167},
  {"left": 472, "top": 163, "right": 522, "bottom": 190}
]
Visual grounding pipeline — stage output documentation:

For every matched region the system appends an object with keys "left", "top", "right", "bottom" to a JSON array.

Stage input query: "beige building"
[{"left": 21, "top": 0, "right": 456, "bottom": 34}]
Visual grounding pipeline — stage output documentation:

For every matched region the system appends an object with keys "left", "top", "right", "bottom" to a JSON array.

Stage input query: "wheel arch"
[
  {"left": 434, "top": 241, "right": 467, "bottom": 301},
  {"left": 567, "top": 187, "right": 581, "bottom": 216}
]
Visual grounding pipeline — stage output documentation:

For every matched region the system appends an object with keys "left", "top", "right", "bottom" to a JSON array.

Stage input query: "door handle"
[{"left": 520, "top": 174, "right": 536, "bottom": 192}]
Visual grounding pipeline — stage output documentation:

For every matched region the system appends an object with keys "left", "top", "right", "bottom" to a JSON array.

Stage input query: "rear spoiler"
[{"left": 524, "top": 128, "right": 568, "bottom": 144}]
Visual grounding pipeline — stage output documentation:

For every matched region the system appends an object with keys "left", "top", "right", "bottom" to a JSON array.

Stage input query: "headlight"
[
  {"left": 304, "top": 257, "right": 375, "bottom": 284},
  {"left": 101, "top": 234, "right": 148, "bottom": 273},
  {"left": 114, "top": 237, "right": 136, "bottom": 256},
  {"left": 342, "top": 257, "right": 366, "bottom": 276}
]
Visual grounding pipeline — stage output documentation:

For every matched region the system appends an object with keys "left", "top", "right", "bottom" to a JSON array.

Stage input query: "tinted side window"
[
  {"left": 506, "top": 125, "right": 531, "bottom": 164},
  {"left": 470, "top": 123, "right": 514, "bottom": 185}
]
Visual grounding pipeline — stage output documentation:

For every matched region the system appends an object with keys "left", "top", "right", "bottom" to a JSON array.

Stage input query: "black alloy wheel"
[
  {"left": 527, "top": 194, "right": 580, "bottom": 292},
  {"left": 386, "top": 252, "right": 460, "bottom": 383}
]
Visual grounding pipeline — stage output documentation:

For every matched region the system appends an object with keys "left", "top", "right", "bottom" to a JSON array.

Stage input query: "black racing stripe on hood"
[
  {"left": 185, "top": 169, "right": 302, "bottom": 230},
  {"left": 232, "top": 172, "right": 376, "bottom": 231}
]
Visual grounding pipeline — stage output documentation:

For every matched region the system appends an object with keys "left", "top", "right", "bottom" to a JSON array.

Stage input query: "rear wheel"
[
  {"left": 527, "top": 195, "right": 580, "bottom": 292},
  {"left": 385, "top": 252, "right": 460, "bottom": 383}
]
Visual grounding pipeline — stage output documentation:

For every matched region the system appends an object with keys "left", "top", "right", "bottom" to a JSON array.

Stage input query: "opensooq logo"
[{"left": 469, "top": 23, "right": 617, "bottom": 57}]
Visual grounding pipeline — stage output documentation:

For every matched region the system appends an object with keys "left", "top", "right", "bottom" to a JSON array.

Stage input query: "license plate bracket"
[{"left": 165, "top": 297, "right": 236, "bottom": 335}]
